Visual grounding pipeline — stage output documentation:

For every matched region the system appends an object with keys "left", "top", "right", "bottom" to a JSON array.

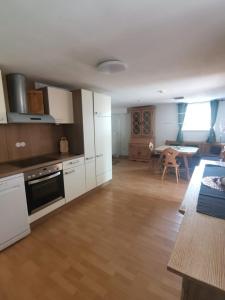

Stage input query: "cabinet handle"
[
  {"left": 28, "top": 172, "right": 61, "bottom": 185},
  {"left": 69, "top": 161, "right": 79, "bottom": 165},
  {"left": 96, "top": 154, "right": 103, "bottom": 158},
  {"left": 85, "top": 157, "right": 94, "bottom": 160},
  {"left": 65, "top": 170, "right": 76, "bottom": 175}
]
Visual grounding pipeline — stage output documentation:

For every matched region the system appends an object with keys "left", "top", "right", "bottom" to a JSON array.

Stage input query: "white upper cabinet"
[
  {"left": 44, "top": 87, "right": 74, "bottom": 124},
  {"left": 93, "top": 92, "right": 111, "bottom": 117},
  {"left": 0, "top": 70, "right": 7, "bottom": 124}
]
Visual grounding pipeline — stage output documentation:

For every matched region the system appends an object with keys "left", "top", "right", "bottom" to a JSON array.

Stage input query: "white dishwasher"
[{"left": 0, "top": 173, "right": 30, "bottom": 251}]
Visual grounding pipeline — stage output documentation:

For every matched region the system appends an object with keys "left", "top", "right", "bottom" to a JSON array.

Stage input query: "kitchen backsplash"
[{"left": 0, "top": 124, "right": 64, "bottom": 163}]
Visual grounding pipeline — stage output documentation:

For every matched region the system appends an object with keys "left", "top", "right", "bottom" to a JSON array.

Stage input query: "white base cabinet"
[
  {"left": 63, "top": 158, "right": 85, "bottom": 203},
  {"left": 96, "top": 169, "right": 112, "bottom": 186},
  {"left": 0, "top": 174, "right": 30, "bottom": 251},
  {"left": 94, "top": 112, "right": 112, "bottom": 186},
  {"left": 85, "top": 158, "right": 96, "bottom": 192}
]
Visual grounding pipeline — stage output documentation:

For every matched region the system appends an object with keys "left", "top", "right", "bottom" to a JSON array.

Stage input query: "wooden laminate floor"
[{"left": 0, "top": 159, "right": 188, "bottom": 300}]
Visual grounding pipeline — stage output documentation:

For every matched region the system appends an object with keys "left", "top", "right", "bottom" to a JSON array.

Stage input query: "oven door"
[{"left": 25, "top": 171, "right": 65, "bottom": 215}]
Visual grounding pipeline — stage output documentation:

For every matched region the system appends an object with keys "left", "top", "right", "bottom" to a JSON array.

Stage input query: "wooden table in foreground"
[
  {"left": 168, "top": 160, "right": 225, "bottom": 300},
  {"left": 155, "top": 145, "right": 199, "bottom": 180}
]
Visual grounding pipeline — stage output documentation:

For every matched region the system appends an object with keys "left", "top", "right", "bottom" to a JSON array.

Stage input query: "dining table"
[{"left": 154, "top": 145, "right": 199, "bottom": 180}]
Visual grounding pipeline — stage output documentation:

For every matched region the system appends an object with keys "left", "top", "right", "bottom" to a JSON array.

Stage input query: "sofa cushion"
[
  {"left": 210, "top": 145, "right": 222, "bottom": 155},
  {"left": 200, "top": 155, "right": 221, "bottom": 162}
]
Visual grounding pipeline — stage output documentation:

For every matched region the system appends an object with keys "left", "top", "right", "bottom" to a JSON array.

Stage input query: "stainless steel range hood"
[
  {"left": 6, "top": 73, "right": 55, "bottom": 124},
  {"left": 7, "top": 112, "right": 55, "bottom": 123}
]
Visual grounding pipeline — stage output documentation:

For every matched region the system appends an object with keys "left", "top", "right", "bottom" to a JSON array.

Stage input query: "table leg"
[{"left": 183, "top": 155, "right": 190, "bottom": 180}]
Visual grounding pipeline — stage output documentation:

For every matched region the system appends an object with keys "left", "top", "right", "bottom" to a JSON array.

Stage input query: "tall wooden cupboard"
[{"left": 128, "top": 106, "right": 155, "bottom": 161}]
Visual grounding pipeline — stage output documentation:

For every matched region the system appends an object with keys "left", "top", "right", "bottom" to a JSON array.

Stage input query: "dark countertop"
[{"left": 0, "top": 153, "right": 84, "bottom": 179}]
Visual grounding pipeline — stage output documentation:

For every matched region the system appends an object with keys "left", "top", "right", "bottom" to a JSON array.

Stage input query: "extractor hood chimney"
[
  {"left": 6, "top": 73, "right": 55, "bottom": 124},
  {"left": 7, "top": 73, "right": 28, "bottom": 113}
]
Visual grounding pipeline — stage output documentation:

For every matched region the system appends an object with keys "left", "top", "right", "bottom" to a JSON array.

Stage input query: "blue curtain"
[
  {"left": 207, "top": 100, "right": 219, "bottom": 144},
  {"left": 176, "top": 103, "right": 187, "bottom": 143}
]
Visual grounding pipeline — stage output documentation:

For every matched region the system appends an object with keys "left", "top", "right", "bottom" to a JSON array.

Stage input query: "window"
[{"left": 182, "top": 102, "right": 211, "bottom": 131}]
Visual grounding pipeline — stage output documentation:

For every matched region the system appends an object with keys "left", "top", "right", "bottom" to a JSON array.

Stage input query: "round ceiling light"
[{"left": 96, "top": 59, "right": 127, "bottom": 74}]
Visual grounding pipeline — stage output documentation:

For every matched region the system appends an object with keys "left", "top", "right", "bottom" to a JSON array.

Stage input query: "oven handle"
[{"left": 28, "top": 171, "right": 61, "bottom": 185}]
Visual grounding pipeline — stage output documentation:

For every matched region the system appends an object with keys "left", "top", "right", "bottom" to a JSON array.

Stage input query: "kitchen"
[{"left": 0, "top": 71, "right": 112, "bottom": 251}]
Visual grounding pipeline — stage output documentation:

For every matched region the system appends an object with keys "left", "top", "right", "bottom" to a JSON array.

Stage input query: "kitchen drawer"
[{"left": 63, "top": 157, "right": 84, "bottom": 170}]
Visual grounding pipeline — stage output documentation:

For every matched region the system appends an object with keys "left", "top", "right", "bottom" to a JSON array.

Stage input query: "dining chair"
[
  {"left": 161, "top": 147, "right": 180, "bottom": 183},
  {"left": 149, "top": 141, "right": 161, "bottom": 172}
]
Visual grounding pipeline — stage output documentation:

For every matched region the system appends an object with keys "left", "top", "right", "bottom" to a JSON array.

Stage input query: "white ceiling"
[{"left": 1, "top": 0, "right": 225, "bottom": 107}]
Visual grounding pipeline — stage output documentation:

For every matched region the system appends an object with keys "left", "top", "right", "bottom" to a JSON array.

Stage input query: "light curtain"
[{"left": 207, "top": 100, "right": 219, "bottom": 144}]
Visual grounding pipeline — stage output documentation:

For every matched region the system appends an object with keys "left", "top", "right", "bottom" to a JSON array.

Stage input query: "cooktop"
[{"left": 10, "top": 156, "right": 57, "bottom": 168}]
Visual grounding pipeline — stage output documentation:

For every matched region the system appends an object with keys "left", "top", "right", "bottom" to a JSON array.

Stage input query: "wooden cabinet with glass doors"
[{"left": 129, "top": 106, "right": 155, "bottom": 161}]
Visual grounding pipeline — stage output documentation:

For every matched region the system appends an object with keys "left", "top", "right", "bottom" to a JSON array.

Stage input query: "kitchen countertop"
[
  {"left": 168, "top": 159, "right": 225, "bottom": 293},
  {"left": 0, "top": 153, "right": 84, "bottom": 179}
]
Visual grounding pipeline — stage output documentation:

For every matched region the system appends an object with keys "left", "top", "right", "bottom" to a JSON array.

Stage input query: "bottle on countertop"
[{"left": 60, "top": 137, "right": 69, "bottom": 154}]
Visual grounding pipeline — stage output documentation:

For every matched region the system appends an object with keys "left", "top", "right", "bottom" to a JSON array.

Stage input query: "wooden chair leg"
[
  {"left": 175, "top": 167, "right": 179, "bottom": 183},
  {"left": 162, "top": 166, "right": 167, "bottom": 180}
]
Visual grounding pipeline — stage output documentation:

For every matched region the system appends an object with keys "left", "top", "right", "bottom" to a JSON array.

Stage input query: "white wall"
[
  {"left": 111, "top": 109, "right": 131, "bottom": 156},
  {"left": 155, "top": 104, "right": 178, "bottom": 146},
  {"left": 111, "top": 101, "right": 225, "bottom": 156}
]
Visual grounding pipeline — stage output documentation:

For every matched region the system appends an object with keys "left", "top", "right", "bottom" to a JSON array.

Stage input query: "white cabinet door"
[
  {"left": 82, "top": 90, "right": 95, "bottom": 159},
  {"left": 0, "top": 70, "right": 7, "bottom": 124},
  {"left": 81, "top": 90, "right": 97, "bottom": 191},
  {"left": 94, "top": 92, "right": 111, "bottom": 117},
  {"left": 63, "top": 165, "right": 85, "bottom": 203},
  {"left": 47, "top": 87, "right": 74, "bottom": 124},
  {"left": 0, "top": 174, "right": 30, "bottom": 250},
  {"left": 95, "top": 115, "right": 112, "bottom": 185},
  {"left": 85, "top": 158, "right": 96, "bottom": 192}
]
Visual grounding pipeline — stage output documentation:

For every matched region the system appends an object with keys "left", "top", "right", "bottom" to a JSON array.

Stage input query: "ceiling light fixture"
[{"left": 96, "top": 59, "right": 127, "bottom": 74}]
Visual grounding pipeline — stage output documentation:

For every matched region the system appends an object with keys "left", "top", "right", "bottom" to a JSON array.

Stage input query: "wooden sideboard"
[
  {"left": 168, "top": 160, "right": 225, "bottom": 300},
  {"left": 128, "top": 105, "right": 155, "bottom": 161}
]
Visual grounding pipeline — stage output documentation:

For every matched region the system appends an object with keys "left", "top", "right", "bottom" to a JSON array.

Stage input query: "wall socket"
[{"left": 16, "top": 142, "right": 26, "bottom": 148}]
